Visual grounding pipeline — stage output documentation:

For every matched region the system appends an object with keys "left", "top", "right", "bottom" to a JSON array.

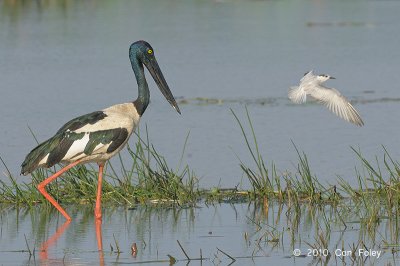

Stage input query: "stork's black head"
[
  {"left": 129, "top": 40, "right": 154, "bottom": 60},
  {"left": 129, "top": 41, "right": 181, "bottom": 114}
]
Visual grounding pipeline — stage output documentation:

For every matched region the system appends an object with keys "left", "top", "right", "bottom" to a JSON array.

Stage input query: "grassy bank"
[
  {"left": 2, "top": 108, "right": 400, "bottom": 264},
  {"left": 1, "top": 108, "right": 400, "bottom": 228},
  {"left": 0, "top": 127, "right": 201, "bottom": 208}
]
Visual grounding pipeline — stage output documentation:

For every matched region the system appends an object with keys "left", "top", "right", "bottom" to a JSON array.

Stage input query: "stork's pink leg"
[
  {"left": 38, "top": 160, "right": 82, "bottom": 221},
  {"left": 95, "top": 163, "right": 104, "bottom": 256},
  {"left": 95, "top": 163, "right": 104, "bottom": 220}
]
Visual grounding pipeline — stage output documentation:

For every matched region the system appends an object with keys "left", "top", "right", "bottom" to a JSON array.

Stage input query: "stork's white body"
[{"left": 37, "top": 103, "right": 140, "bottom": 167}]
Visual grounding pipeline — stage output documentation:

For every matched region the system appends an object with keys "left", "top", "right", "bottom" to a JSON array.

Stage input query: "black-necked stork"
[{"left": 21, "top": 40, "right": 181, "bottom": 221}]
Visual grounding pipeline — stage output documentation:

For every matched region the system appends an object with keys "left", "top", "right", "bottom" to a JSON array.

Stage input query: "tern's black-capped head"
[
  {"left": 302, "top": 71, "right": 335, "bottom": 81},
  {"left": 317, "top": 74, "right": 335, "bottom": 82}
]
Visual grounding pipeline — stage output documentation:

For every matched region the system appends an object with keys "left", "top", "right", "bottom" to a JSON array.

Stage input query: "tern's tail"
[{"left": 288, "top": 86, "right": 307, "bottom": 104}]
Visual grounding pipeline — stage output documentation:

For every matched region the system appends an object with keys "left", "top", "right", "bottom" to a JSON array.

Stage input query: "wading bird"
[
  {"left": 21, "top": 40, "right": 181, "bottom": 221},
  {"left": 288, "top": 70, "right": 364, "bottom": 126}
]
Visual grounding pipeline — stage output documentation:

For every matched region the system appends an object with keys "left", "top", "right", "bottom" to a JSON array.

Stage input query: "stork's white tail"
[{"left": 288, "top": 86, "right": 307, "bottom": 104}]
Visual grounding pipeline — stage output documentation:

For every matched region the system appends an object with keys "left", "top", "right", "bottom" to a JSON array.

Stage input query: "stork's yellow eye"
[{"left": 147, "top": 49, "right": 153, "bottom": 54}]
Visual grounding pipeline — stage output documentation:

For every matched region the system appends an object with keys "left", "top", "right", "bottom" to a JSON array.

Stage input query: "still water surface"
[
  {"left": 1, "top": 0, "right": 400, "bottom": 264},
  {"left": 1, "top": 202, "right": 396, "bottom": 265},
  {"left": 1, "top": 0, "right": 400, "bottom": 188}
]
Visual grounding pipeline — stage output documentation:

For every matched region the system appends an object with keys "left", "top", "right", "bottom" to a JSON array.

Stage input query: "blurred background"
[{"left": 1, "top": 0, "right": 400, "bottom": 188}]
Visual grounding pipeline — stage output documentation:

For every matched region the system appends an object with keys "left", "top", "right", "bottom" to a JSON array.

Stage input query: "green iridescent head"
[{"left": 129, "top": 41, "right": 181, "bottom": 114}]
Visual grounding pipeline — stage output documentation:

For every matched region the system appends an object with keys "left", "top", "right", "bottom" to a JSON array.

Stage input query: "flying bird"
[
  {"left": 21, "top": 40, "right": 181, "bottom": 221},
  {"left": 288, "top": 70, "right": 364, "bottom": 126}
]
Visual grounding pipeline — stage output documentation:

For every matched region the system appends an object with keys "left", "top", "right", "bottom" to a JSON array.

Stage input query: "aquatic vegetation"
[
  {"left": 0, "top": 127, "right": 201, "bottom": 208},
  {"left": 2, "top": 108, "right": 400, "bottom": 223},
  {"left": 231, "top": 107, "right": 337, "bottom": 203},
  {"left": 2, "top": 108, "right": 400, "bottom": 265},
  {"left": 176, "top": 96, "right": 278, "bottom": 106},
  {"left": 231, "top": 106, "right": 400, "bottom": 249}
]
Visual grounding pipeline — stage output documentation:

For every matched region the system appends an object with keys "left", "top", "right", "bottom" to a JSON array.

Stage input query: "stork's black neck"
[{"left": 130, "top": 54, "right": 150, "bottom": 116}]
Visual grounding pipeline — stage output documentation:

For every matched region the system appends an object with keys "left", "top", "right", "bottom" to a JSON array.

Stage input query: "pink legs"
[
  {"left": 38, "top": 161, "right": 105, "bottom": 263},
  {"left": 95, "top": 163, "right": 105, "bottom": 260},
  {"left": 95, "top": 163, "right": 104, "bottom": 220},
  {"left": 37, "top": 160, "right": 105, "bottom": 222},
  {"left": 38, "top": 160, "right": 82, "bottom": 221}
]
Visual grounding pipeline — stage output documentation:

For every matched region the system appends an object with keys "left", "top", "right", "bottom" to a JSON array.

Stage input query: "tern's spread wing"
[
  {"left": 309, "top": 87, "right": 364, "bottom": 126},
  {"left": 288, "top": 86, "right": 307, "bottom": 104},
  {"left": 289, "top": 71, "right": 320, "bottom": 104},
  {"left": 300, "top": 70, "right": 315, "bottom": 83}
]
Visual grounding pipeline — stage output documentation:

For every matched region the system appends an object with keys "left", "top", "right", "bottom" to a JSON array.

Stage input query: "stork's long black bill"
[{"left": 145, "top": 58, "right": 181, "bottom": 114}]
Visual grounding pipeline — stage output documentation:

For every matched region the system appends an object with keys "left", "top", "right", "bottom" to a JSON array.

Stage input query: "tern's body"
[{"left": 288, "top": 70, "right": 364, "bottom": 126}]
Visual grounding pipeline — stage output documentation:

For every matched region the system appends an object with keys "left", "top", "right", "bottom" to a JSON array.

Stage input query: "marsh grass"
[
  {"left": 2, "top": 107, "right": 400, "bottom": 241},
  {"left": 231, "top": 106, "right": 400, "bottom": 246},
  {"left": 231, "top": 108, "right": 280, "bottom": 197},
  {"left": 124, "top": 127, "right": 200, "bottom": 204},
  {"left": 233, "top": 107, "right": 400, "bottom": 203},
  {"left": 0, "top": 126, "right": 201, "bottom": 207},
  {"left": 231, "top": 107, "right": 340, "bottom": 204}
]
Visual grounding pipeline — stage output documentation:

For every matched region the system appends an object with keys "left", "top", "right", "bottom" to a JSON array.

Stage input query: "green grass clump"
[
  {"left": 2, "top": 106, "right": 400, "bottom": 234},
  {"left": 232, "top": 106, "right": 400, "bottom": 238},
  {"left": 231, "top": 107, "right": 340, "bottom": 204},
  {"left": 4, "top": 107, "right": 400, "bottom": 263},
  {"left": 0, "top": 127, "right": 201, "bottom": 207},
  {"left": 123, "top": 127, "right": 200, "bottom": 204},
  {"left": 231, "top": 107, "right": 280, "bottom": 197}
]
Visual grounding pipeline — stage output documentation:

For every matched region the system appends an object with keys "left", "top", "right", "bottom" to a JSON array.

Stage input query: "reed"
[
  {"left": 0, "top": 126, "right": 200, "bottom": 206},
  {"left": 231, "top": 107, "right": 281, "bottom": 197},
  {"left": 1, "top": 107, "right": 400, "bottom": 240},
  {"left": 231, "top": 107, "right": 341, "bottom": 204}
]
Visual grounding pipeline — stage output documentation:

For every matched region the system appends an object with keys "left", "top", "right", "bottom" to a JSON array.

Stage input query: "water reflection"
[
  {"left": 39, "top": 220, "right": 70, "bottom": 261},
  {"left": 0, "top": 201, "right": 399, "bottom": 264},
  {"left": 31, "top": 209, "right": 104, "bottom": 265},
  {"left": 95, "top": 219, "right": 105, "bottom": 266}
]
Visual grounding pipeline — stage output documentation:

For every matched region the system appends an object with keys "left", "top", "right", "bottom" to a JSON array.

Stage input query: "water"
[
  {"left": 1, "top": 202, "right": 396, "bottom": 265},
  {"left": 2, "top": 0, "right": 400, "bottom": 188},
  {"left": 1, "top": 0, "right": 400, "bottom": 264}
]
